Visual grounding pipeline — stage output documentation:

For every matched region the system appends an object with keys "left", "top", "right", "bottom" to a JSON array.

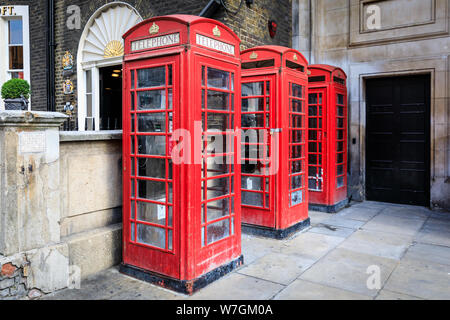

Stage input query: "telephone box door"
[
  {"left": 241, "top": 75, "right": 276, "bottom": 228},
  {"left": 123, "top": 54, "right": 180, "bottom": 278},
  {"left": 283, "top": 74, "right": 309, "bottom": 228},
  {"left": 194, "top": 54, "right": 241, "bottom": 275},
  {"left": 308, "top": 87, "right": 327, "bottom": 205}
]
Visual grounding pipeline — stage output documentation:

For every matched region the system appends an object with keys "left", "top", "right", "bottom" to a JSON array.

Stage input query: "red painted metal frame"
[
  {"left": 307, "top": 65, "right": 348, "bottom": 207},
  {"left": 122, "top": 15, "right": 241, "bottom": 282},
  {"left": 240, "top": 46, "right": 309, "bottom": 232}
]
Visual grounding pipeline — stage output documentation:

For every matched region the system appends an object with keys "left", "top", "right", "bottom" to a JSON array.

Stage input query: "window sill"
[{"left": 60, "top": 130, "right": 122, "bottom": 142}]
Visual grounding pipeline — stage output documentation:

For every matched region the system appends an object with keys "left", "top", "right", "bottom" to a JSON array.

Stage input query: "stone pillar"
[{"left": 0, "top": 111, "right": 67, "bottom": 256}]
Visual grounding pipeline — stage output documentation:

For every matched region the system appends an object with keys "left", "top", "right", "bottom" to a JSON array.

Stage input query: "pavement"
[{"left": 42, "top": 201, "right": 450, "bottom": 300}]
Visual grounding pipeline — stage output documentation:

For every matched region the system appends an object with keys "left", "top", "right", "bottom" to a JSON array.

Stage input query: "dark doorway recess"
[
  {"left": 365, "top": 74, "right": 430, "bottom": 206},
  {"left": 99, "top": 65, "right": 122, "bottom": 130}
]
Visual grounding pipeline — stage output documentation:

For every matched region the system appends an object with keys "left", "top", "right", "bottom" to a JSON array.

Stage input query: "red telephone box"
[
  {"left": 307, "top": 65, "right": 348, "bottom": 212},
  {"left": 120, "top": 15, "right": 242, "bottom": 294},
  {"left": 240, "top": 46, "right": 310, "bottom": 239}
]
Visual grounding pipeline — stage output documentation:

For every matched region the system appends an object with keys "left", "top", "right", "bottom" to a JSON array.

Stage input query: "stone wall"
[
  {"left": 292, "top": 0, "right": 450, "bottom": 210},
  {"left": 0, "top": 112, "right": 123, "bottom": 299},
  {"left": 59, "top": 131, "right": 123, "bottom": 280}
]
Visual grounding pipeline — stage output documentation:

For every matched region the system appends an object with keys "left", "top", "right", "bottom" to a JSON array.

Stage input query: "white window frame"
[
  {"left": 77, "top": 2, "right": 142, "bottom": 131},
  {"left": 0, "top": 5, "right": 30, "bottom": 110}
]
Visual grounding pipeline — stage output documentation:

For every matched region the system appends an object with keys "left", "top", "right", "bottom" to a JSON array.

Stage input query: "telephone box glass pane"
[
  {"left": 137, "top": 158, "right": 166, "bottom": 179},
  {"left": 137, "top": 202, "right": 167, "bottom": 226},
  {"left": 138, "top": 136, "right": 166, "bottom": 155},
  {"left": 207, "top": 219, "right": 230, "bottom": 244},
  {"left": 207, "top": 198, "right": 230, "bottom": 222},
  {"left": 206, "top": 177, "right": 230, "bottom": 200},
  {"left": 203, "top": 157, "right": 231, "bottom": 178},
  {"left": 138, "top": 67, "right": 165, "bottom": 88},
  {"left": 138, "top": 91, "right": 166, "bottom": 110},
  {"left": 242, "top": 176, "right": 262, "bottom": 191},
  {"left": 242, "top": 82, "right": 264, "bottom": 96},
  {"left": 207, "top": 68, "right": 230, "bottom": 89},
  {"left": 137, "top": 224, "right": 165, "bottom": 249},
  {"left": 138, "top": 113, "right": 166, "bottom": 132},
  {"left": 137, "top": 180, "right": 166, "bottom": 201},
  {"left": 242, "top": 98, "right": 264, "bottom": 112},
  {"left": 242, "top": 191, "right": 263, "bottom": 207},
  {"left": 207, "top": 91, "right": 229, "bottom": 110}
]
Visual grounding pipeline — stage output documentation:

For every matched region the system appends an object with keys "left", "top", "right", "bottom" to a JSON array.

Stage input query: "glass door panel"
[
  {"left": 129, "top": 63, "right": 174, "bottom": 252},
  {"left": 241, "top": 79, "right": 272, "bottom": 209},
  {"left": 308, "top": 91, "right": 325, "bottom": 192},
  {"left": 201, "top": 65, "right": 236, "bottom": 247}
]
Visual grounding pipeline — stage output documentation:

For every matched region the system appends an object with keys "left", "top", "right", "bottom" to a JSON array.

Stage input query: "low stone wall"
[
  {"left": 0, "top": 112, "right": 123, "bottom": 299},
  {"left": 59, "top": 130, "right": 123, "bottom": 280}
]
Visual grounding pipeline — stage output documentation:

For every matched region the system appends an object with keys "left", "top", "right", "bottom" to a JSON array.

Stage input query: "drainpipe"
[
  {"left": 309, "top": 0, "right": 312, "bottom": 63},
  {"left": 47, "top": 0, "right": 56, "bottom": 112}
]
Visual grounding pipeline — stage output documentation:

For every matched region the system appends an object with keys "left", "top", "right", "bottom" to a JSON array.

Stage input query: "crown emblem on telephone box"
[{"left": 149, "top": 22, "right": 159, "bottom": 35}]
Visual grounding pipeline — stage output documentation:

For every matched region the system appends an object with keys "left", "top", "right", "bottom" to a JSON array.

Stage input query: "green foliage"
[{"left": 1, "top": 79, "right": 31, "bottom": 100}]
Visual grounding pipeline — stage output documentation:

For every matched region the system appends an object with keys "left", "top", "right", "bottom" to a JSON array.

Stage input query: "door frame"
[{"left": 361, "top": 70, "right": 432, "bottom": 206}]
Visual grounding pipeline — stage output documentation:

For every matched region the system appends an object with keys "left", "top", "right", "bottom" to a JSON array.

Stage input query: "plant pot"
[{"left": 4, "top": 98, "right": 28, "bottom": 110}]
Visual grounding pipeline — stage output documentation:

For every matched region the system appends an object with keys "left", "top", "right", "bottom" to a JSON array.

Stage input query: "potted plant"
[{"left": 1, "top": 78, "right": 30, "bottom": 110}]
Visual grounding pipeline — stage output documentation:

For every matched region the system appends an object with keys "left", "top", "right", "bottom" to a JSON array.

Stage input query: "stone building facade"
[{"left": 292, "top": 0, "right": 449, "bottom": 210}]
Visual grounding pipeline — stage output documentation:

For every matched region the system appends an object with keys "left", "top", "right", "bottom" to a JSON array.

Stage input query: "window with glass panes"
[
  {"left": 129, "top": 64, "right": 174, "bottom": 252},
  {"left": 336, "top": 93, "right": 346, "bottom": 188},
  {"left": 308, "top": 92, "right": 323, "bottom": 191},
  {"left": 7, "top": 19, "right": 24, "bottom": 79},
  {"left": 289, "top": 83, "right": 307, "bottom": 206},
  {"left": 201, "top": 66, "right": 236, "bottom": 246},
  {"left": 241, "top": 80, "right": 271, "bottom": 209}
]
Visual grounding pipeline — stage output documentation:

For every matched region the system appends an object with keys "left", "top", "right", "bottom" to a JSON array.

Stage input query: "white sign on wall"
[{"left": 19, "top": 132, "right": 46, "bottom": 154}]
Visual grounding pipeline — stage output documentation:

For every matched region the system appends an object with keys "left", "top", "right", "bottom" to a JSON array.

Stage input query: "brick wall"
[
  {"left": 0, "top": 1, "right": 48, "bottom": 111},
  {"left": 2, "top": 1, "right": 291, "bottom": 116},
  {"left": 53, "top": 0, "right": 292, "bottom": 125}
]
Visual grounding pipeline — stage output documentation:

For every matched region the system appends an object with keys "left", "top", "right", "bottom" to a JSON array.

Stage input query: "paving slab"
[
  {"left": 338, "top": 229, "right": 413, "bottom": 260},
  {"left": 350, "top": 201, "right": 390, "bottom": 210},
  {"left": 321, "top": 216, "right": 366, "bottom": 229},
  {"left": 309, "top": 225, "right": 356, "bottom": 238},
  {"left": 273, "top": 279, "right": 371, "bottom": 300},
  {"left": 189, "top": 273, "right": 284, "bottom": 300},
  {"left": 430, "top": 212, "right": 450, "bottom": 221},
  {"left": 308, "top": 210, "right": 333, "bottom": 225},
  {"left": 415, "top": 221, "right": 450, "bottom": 247},
  {"left": 379, "top": 206, "right": 431, "bottom": 220},
  {"left": 299, "top": 248, "right": 398, "bottom": 297},
  {"left": 375, "top": 290, "right": 423, "bottom": 300},
  {"left": 384, "top": 259, "right": 450, "bottom": 300},
  {"left": 336, "top": 206, "right": 381, "bottom": 222},
  {"left": 362, "top": 212, "right": 426, "bottom": 236},
  {"left": 402, "top": 243, "right": 450, "bottom": 266},
  {"left": 241, "top": 234, "right": 286, "bottom": 264},
  {"left": 41, "top": 268, "right": 137, "bottom": 300},
  {"left": 279, "top": 232, "right": 345, "bottom": 260},
  {"left": 237, "top": 252, "right": 315, "bottom": 285}
]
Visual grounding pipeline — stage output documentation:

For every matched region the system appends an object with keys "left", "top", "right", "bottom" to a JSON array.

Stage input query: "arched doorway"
[{"left": 77, "top": 2, "right": 142, "bottom": 131}]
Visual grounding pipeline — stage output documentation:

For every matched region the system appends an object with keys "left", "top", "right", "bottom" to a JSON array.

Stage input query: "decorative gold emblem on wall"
[
  {"left": 213, "top": 26, "right": 221, "bottom": 37},
  {"left": 103, "top": 40, "right": 124, "bottom": 58},
  {"left": 293, "top": 54, "right": 298, "bottom": 61},
  {"left": 62, "top": 51, "right": 74, "bottom": 70},
  {"left": 249, "top": 52, "right": 258, "bottom": 59},
  {"left": 63, "top": 79, "right": 74, "bottom": 95},
  {"left": 149, "top": 22, "right": 159, "bottom": 35}
]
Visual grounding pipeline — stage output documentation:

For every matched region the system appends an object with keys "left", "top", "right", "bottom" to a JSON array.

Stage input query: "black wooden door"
[{"left": 366, "top": 75, "right": 430, "bottom": 206}]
